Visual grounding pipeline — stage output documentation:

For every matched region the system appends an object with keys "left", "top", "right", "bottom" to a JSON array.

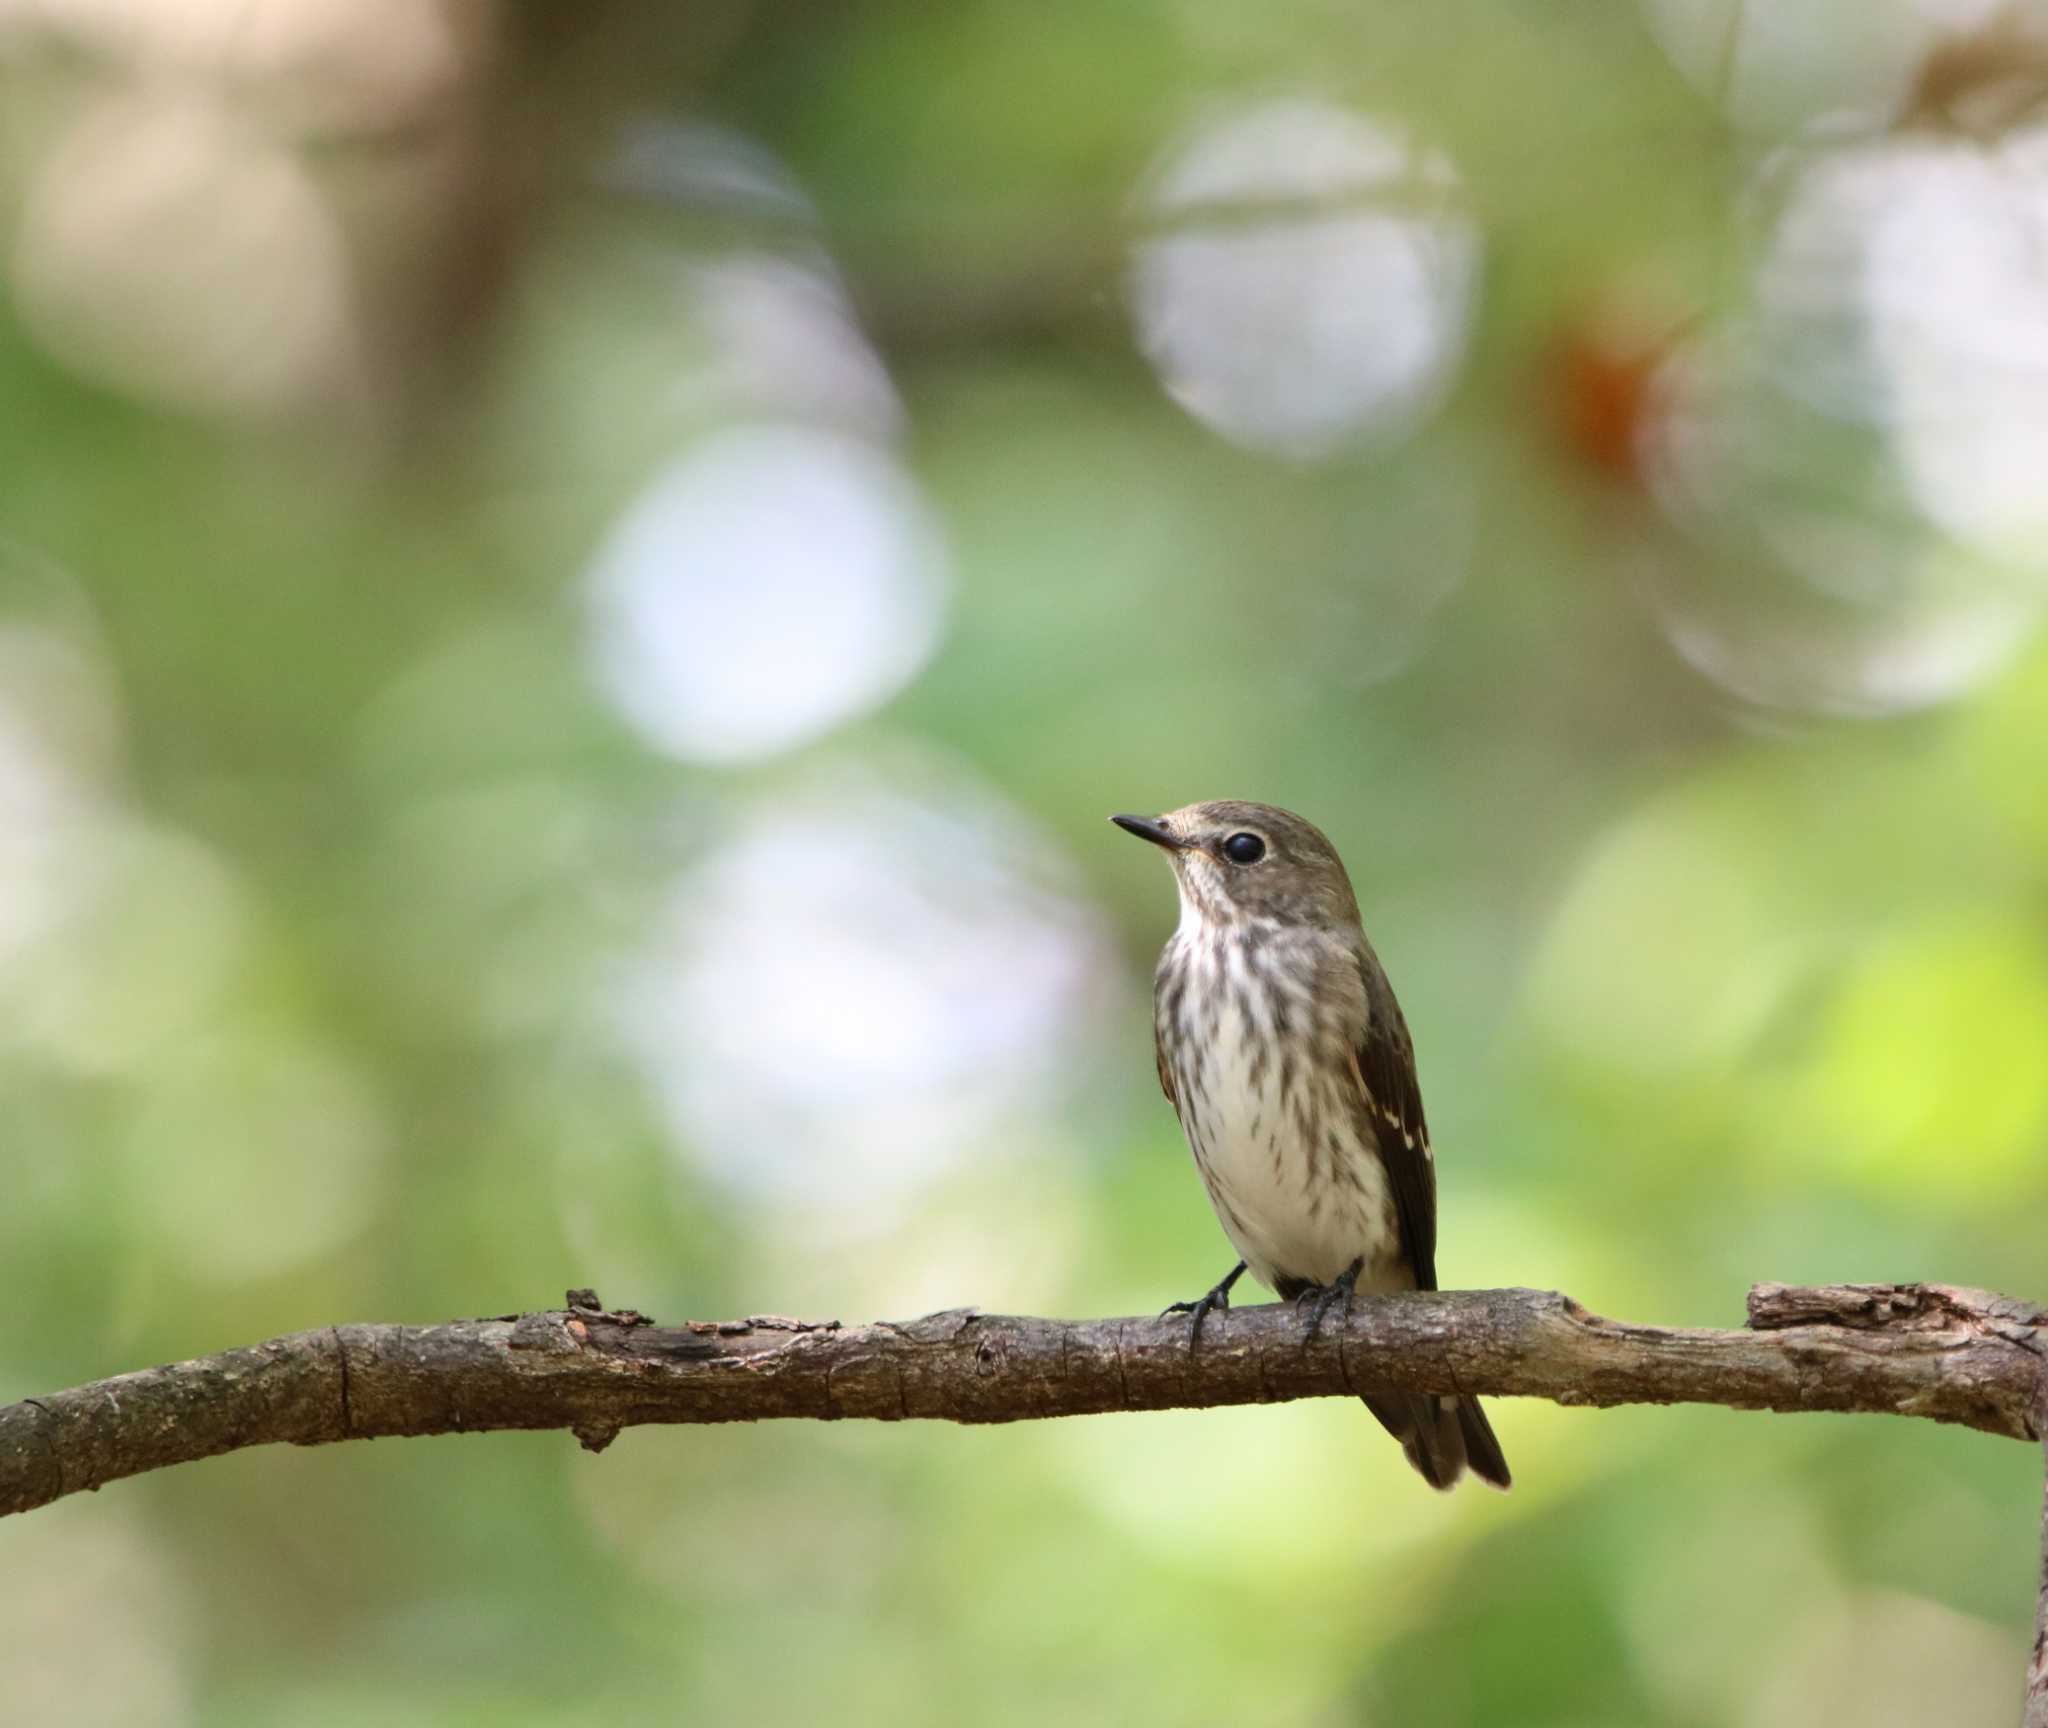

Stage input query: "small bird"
[{"left": 1113, "top": 800, "right": 1509, "bottom": 1491}]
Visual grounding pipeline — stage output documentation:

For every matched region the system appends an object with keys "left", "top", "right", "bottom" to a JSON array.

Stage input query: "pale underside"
[{"left": 1158, "top": 920, "right": 1408, "bottom": 1295}]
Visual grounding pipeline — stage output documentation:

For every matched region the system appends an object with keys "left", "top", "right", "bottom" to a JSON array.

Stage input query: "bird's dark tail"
[{"left": 1362, "top": 1393, "right": 1511, "bottom": 1492}]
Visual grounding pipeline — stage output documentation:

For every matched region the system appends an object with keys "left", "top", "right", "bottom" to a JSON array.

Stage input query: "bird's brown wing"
[
  {"left": 1154, "top": 1017, "right": 1177, "bottom": 1110},
  {"left": 1350, "top": 941, "right": 1511, "bottom": 1491},
  {"left": 1352, "top": 944, "right": 1438, "bottom": 1291}
]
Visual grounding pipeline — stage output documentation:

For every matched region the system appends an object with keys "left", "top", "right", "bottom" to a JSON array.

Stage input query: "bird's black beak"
[{"left": 1111, "top": 813, "right": 1189, "bottom": 851}]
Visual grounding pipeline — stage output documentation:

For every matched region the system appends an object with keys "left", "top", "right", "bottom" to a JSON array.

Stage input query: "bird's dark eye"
[{"left": 1222, "top": 832, "right": 1266, "bottom": 865}]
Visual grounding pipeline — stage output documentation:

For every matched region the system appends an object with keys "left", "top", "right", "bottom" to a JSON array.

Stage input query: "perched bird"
[{"left": 1113, "top": 799, "right": 1509, "bottom": 1491}]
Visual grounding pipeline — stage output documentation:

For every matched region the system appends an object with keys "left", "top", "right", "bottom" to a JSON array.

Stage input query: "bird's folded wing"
[{"left": 1352, "top": 946, "right": 1438, "bottom": 1292}]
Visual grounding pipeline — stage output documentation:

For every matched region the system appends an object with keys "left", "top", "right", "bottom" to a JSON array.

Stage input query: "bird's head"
[{"left": 1111, "top": 800, "right": 1360, "bottom": 929}]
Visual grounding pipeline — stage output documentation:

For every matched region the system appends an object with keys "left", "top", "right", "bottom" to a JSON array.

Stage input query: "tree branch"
[
  {"left": 2029, "top": 1393, "right": 2048, "bottom": 1728},
  {"left": 3, "top": 1281, "right": 2044, "bottom": 1522}
]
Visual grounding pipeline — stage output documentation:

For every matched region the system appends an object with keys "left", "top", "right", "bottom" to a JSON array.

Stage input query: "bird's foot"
[
  {"left": 1162, "top": 1261, "right": 1248, "bottom": 1351},
  {"left": 1296, "top": 1258, "right": 1365, "bottom": 1344}
]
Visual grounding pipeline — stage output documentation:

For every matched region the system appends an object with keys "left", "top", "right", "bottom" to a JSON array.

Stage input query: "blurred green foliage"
[{"left": 3, "top": 1, "right": 2047, "bottom": 1724}]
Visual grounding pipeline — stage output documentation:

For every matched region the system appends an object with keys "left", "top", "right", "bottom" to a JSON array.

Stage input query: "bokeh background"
[{"left": 3, "top": 0, "right": 2047, "bottom": 1722}]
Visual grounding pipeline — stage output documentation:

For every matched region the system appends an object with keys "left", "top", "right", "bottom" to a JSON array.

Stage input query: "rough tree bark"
[
  {"left": 5, "top": 1280, "right": 2046, "bottom": 1508},
  {"left": 6, "top": 1282, "right": 2048, "bottom": 1717}
]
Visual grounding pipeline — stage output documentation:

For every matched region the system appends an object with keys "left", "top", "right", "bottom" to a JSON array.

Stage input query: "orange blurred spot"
[{"left": 1550, "top": 321, "right": 1668, "bottom": 485}]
